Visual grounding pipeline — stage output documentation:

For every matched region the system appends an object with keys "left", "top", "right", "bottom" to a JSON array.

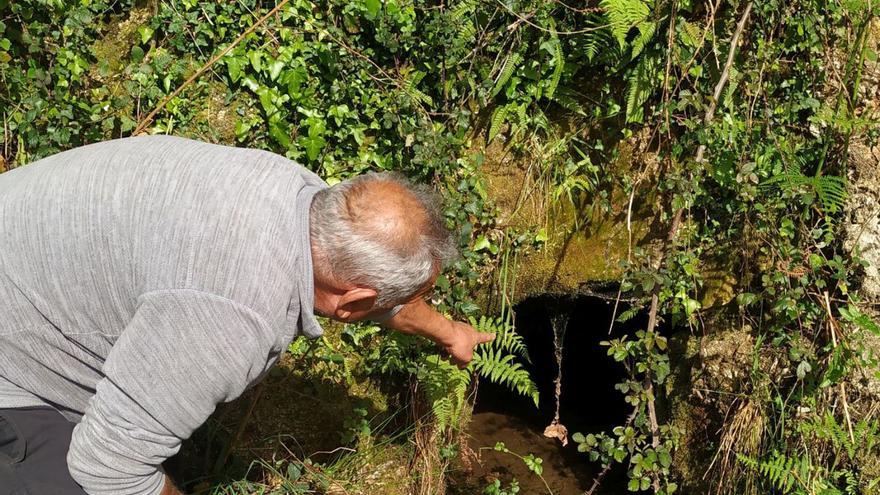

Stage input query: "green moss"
[
  {"left": 479, "top": 136, "right": 655, "bottom": 300},
  {"left": 91, "top": 8, "right": 152, "bottom": 77}
]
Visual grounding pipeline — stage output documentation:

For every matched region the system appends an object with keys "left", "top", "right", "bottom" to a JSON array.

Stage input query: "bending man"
[{"left": 0, "top": 135, "right": 494, "bottom": 495}]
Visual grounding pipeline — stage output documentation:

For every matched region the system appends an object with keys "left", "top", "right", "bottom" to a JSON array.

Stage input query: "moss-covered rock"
[{"left": 479, "top": 132, "right": 658, "bottom": 301}]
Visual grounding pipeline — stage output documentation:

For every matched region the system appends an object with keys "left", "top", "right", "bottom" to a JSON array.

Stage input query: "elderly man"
[{"left": 0, "top": 136, "right": 494, "bottom": 495}]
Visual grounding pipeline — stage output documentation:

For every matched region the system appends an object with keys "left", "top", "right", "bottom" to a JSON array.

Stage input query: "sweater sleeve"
[{"left": 67, "top": 289, "right": 279, "bottom": 495}]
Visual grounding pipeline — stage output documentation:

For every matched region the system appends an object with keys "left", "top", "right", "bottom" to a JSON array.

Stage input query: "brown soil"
[{"left": 449, "top": 411, "right": 622, "bottom": 495}]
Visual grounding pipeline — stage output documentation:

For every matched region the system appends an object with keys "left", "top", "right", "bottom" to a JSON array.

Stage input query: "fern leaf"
[
  {"left": 553, "top": 90, "right": 587, "bottom": 116},
  {"left": 625, "top": 52, "right": 661, "bottom": 123},
  {"left": 600, "top": 0, "right": 651, "bottom": 49},
  {"left": 545, "top": 38, "right": 564, "bottom": 100},
  {"left": 630, "top": 20, "right": 656, "bottom": 59},
  {"left": 488, "top": 104, "right": 509, "bottom": 141},
  {"left": 814, "top": 175, "right": 847, "bottom": 213},
  {"left": 449, "top": 0, "right": 477, "bottom": 20},
  {"left": 492, "top": 53, "right": 522, "bottom": 98},
  {"left": 739, "top": 451, "right": 822, "bottom": 494}
]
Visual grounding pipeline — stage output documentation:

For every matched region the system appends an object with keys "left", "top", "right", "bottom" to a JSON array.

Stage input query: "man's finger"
[{"left": 475, "top": 332, "right": 496, "bottom": 345}]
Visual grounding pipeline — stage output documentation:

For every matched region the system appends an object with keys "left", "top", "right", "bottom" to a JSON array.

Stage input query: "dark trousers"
[{"left": 0, "top": 407, "right": 87, "bottom": 495}]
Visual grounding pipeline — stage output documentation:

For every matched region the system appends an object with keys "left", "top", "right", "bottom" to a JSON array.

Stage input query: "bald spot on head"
[{"left": 343, "top": 178, "right": 430, "bottom": 257}]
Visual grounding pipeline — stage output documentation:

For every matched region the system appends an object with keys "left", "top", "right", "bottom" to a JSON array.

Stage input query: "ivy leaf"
[
  {"left": 248, "top": 51, "right": 262, "bottom": 73},
  {"left": 130, "top": 46, "right": 144, "bottom": 63},
  {"left": 364, "top": 0, "right": 381, "bottom": 19},
  {"left": 269, "top": 122, "right": 291, "bottom": 148},
  {"left": 268, "top": 60, "right": 284, "bottom": 81},
  {"left": 138, "top": 25, "right": 154, "bottom": 44},
  {"left": 473, "top": 235, "right": 491, "bottom": 252},
  {"left": 226, "top": 57, "right": 243, "bottom": 83}
]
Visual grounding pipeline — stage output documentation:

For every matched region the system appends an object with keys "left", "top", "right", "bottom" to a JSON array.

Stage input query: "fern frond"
[
  {"left": 552, "top": 88, "right": 588, "bottom": 116},
  {"left": 600, "top": 0, "right": 651, "bottom": 49},
  {"left": 470, "top": 315, "right": 530, "bottom": 360},
  {"left": 488, "top": 104, "right": 509, "bottom": 141},
  {"left": 456, "top": 19, "right": 477, "bottom": 45},
  {"left": 625, "top": 52, "right": 661, "bottom": 123},
  {"left": 579, "top": 25, "right": 616, "bottom": 62},
  {"left": 761, "top": 161, "right": 848, "bottom": 214},
  {"left": 815, "top": 175, "right": 847, "bottom": 213},
  {"left": 545, "top": 38, "right": 564, "bottom": 100},
  {"left": 630, "top": 20, "right": 656, "bottom": 59},
  {"left": 679, "top": 20, "right": 702, "bottom": 48},
  {"left": 738, "top": 451, "right": 822, "bottom": 494},
  {"left": 449, "top": 0, "right": 477, "bottom": 21},
  {"left": 472, "top": 350, "right": 539, "bottom": 407},
  {"left": 492, "top": 53, "right": 522, "bottom": 98},
  {"left": 468, "top": 315, "right": 539, "bottom": 407},
  {"left": 419, "top": 354, "right": 472, "bottom": 431},
  {"left": 616, "top": 305, "right": 641, "bottom": 323}
]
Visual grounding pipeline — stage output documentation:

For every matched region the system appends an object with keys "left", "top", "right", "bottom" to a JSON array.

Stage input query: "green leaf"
[
  {"left": 601, "top": 0, "right": 650, "bottom": 49},
  {"left": 226, "top": 57, "right": 243, "bottom": 83},
  {"left": 534, "top": 228, "right": 549, "bottom": 244},
  {"left": 248, "top": 51, "right": 262, "bottom": 72},
  {"left": 492, "top": 53, "right": 522, "bottom": 98},
  {"left": 130, "top": 46, "right": 144, "bottom": 63},
  {"left": 364, "top": 0, "right": 381, "bottom": 19},
  {"left": 488, "top": 104, "right": 509, "bottom": 142},
  {"left": 268, "top": 60, "right": 284, "bottom": 81},
  {"left": 269, "top": 122, "right": 291, "bottom": 148},
  {"left": 473, "top": 235, "right": 491, "bottom": 252},
  {"left": 138, "top": 25, "right": 154, "bottom": 44}
]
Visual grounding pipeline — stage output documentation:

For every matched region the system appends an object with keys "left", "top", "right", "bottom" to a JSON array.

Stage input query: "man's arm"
[
  {"left": 67, "top": 290, "right": 278, "bottom": 495},
  {"left": 382, "top": 299, "right": 494, "bottom": 366}
]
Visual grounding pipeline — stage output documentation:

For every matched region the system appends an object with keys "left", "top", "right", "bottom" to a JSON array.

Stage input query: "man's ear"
[{"left": 334, "top": 286, "right": 379, "bottom": 320}]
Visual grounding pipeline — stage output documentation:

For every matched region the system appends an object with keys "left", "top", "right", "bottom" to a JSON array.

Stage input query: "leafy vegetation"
[{"left": 3, "top": 0, "right": 880, "bottom": 493}]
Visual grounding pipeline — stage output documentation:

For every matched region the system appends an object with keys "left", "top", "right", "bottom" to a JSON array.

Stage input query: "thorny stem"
[{"left": 640, "top": 3, "right": 754, "bottom": 492}]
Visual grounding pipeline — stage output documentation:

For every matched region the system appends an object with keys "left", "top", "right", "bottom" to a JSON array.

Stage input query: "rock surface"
[{"left": 845, "top": 141, "right": 880, "bottom": 302}]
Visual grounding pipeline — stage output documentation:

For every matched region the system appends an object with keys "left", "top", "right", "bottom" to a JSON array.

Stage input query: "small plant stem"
[
  {"left": 824, "top": 291, "right": 855, "bottom": 444},
  {"left": 479, "top": 447, "right": 554, "bottom": 494},
  {"left": 133, "top": 0, "right": 292, "bottom": 135},
  {"left": 815, "top": 12, "right": 872, "bottom": 177},
  {"left": 583, "top": 409, "right": 637, "bottom": 495}
]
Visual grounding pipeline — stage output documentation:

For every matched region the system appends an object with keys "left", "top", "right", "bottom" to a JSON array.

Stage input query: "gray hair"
[{"left": 309, "top": 172, "right": 458, "bottom": 308}]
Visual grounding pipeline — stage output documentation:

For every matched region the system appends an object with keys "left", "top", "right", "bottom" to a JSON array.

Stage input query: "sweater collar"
[{"left": 293, "top": 184, "right": 325, "bottom": 339}]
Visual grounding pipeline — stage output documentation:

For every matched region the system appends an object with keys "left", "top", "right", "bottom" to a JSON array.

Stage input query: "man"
[{"left": 0, "top": 136, "right": 494, "bottom": 495}]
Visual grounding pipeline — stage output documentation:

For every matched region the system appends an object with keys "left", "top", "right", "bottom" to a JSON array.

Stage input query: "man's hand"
[
  {"left": 440, "top": 320, "right": 496, "bottom": 367},
  {"left": 383, "top": 299, "right": 495, "bottom": 367}
]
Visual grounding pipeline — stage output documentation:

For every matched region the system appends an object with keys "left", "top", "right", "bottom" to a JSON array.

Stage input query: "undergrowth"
[{"left": 3, "top": 0, "right": 880, "bottom": 493}]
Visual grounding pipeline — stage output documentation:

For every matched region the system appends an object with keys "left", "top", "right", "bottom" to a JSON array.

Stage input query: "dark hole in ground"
[{"left": 451, "top": 291, "right": 649, "bottom": 495}]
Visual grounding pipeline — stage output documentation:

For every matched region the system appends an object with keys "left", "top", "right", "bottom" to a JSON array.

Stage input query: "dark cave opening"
[{"left": 461, "top": 291, "right": 650, "bottom": 493}]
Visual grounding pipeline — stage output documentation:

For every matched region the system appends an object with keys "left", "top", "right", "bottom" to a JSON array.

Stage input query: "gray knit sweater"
[{"left": 0, "top": 136, "right": 327, "bottom": 494}]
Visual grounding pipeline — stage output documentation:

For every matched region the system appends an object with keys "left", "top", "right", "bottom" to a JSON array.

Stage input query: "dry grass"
[{"left": 706, "top": 396, "right": 766, "bottom": 495}]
